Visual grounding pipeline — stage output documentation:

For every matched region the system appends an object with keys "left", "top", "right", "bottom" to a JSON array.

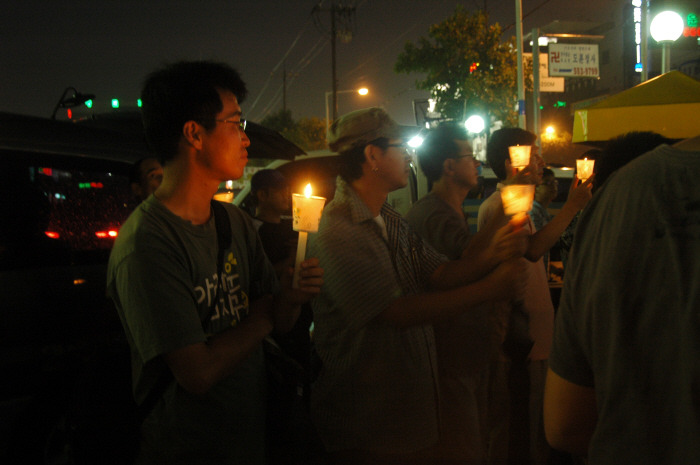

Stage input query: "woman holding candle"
[{"left": 309, "top": 108, "right": 529, "bottom": 465}]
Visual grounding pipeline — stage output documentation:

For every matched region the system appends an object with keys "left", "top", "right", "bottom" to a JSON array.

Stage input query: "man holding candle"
[
  {"left": 107, "top": 61, "right": 323, "bottom": 464},
  {"left": 477, "top": 127, "right": 592, "bottom": 465},
  {"left": 309, "top": 108, "right": 529, "bottom": 464},
  {"left": 405, "top": 123, "right": 528, "bottom": 464}
]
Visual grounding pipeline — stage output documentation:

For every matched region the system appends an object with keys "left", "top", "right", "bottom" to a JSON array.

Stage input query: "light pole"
[
  {"left": 325, "top": 87, "right": 368, "bottom": 133},
  {"left": 650, "top": 10, "right": 684, "bottom": 74}
]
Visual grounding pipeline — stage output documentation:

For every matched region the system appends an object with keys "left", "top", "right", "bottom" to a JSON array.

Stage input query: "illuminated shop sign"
[{"left": 633, "top": 0, "right": 643, "bottom": 73}]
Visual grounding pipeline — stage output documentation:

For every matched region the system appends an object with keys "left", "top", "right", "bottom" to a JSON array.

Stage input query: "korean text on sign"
[{"left": 548, "top": 43, "right": 600, "bottom": 78}]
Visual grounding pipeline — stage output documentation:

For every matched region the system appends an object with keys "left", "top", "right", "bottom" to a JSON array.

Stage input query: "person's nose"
[{"left": 240, "top": 127, "right": 251, "bottom": 147}]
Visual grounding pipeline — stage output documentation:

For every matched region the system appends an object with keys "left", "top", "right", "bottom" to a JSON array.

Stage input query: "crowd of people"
[{"left": 109, "top": 59, "right": 700, "bottom": 465}]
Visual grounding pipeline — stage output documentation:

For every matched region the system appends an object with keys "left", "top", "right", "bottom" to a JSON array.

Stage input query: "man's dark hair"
[
  {"left": 486, "top": 127, "right": 537, "bottom": 180},
  {"left": 594, "top": 131, "right": 672, "bottom": 191},
  {"left": 541, "top": 167, "right": 555, "bottom": 179},
  {"left": 251, "top": 169, "right": 288, "bottom": 200},
  {"left": 417, "top": 123, "right": 470, "bottom": 185},
  {"left": 141, "top": 60, "right": 248, "bottom": 164},
  {"left": 338, "top": 137, "right": 389, "bottom": 182}
]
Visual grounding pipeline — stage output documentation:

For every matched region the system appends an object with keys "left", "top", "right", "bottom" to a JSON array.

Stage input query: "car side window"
[{"left": 0, "top": 153, "right": 133, "bottom": 270}]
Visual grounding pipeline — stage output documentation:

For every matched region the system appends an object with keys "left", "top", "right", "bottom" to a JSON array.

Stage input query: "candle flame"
[{"left": 304, "top": 183, "right": 312, "bottom": 198}]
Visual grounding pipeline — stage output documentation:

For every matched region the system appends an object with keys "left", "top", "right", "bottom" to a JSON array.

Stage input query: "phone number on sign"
[{"left": 573, "top": 67, "right": 598, "bottom": 76}]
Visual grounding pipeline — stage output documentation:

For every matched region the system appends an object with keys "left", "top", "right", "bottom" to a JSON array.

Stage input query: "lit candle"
[
  {"left": 501, "top": 184, "right": 535, "bottom": 222},
  {"left": 576, "top": 158, "right": 595, "bottom": 183},
  {"left": 213, "top": 180, "right": 234, "bottom": 203},
  {"left": 509, "top": 145, "right": 531, "bottom": 171},
  {"left": 292, "top": 183, "right": 326, "bottom": 288}
]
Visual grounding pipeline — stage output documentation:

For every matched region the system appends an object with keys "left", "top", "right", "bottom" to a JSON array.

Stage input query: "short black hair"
[
  {"left": 486, "top": 127, "right": 537, "bottom": 180},
  {"left": 594, "top": 131, "right": 672, "bottom": 191},
  {"left": 251, "top": 169, "right": 288, "bottom": 195},
  {"left": 541, "top": 167, "right": 555, "bottom": 179},
  {"left": 141, "top": 60, "right": 247, "bottom": 164},
  {"left": 417, "top": 123, "right": 470, "bottom": 184}
]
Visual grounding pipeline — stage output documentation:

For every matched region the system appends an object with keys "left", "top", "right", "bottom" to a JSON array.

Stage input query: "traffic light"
[{"left": 111, "top": 99, "right": 120, "bottom": 109}]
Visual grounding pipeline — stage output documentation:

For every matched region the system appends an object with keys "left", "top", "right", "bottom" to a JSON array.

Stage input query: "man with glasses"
[
  {"left": 405, "top": 123, "right": 522, "bottom": 464},
  {"left": 309, "top": 108, "right": 528, "bottom": 464},
  {"left": 107, "top": 61, "right": 323, "bottom": 464}
]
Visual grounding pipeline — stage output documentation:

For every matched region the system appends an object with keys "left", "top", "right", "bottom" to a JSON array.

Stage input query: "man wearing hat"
[{"left": 308, "top": 107, "right": 529, "bottom": 464}]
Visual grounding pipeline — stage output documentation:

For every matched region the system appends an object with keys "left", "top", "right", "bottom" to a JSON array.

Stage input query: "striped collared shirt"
[{"left": 309, "top": 176, "right": 446, "bottom": 453}]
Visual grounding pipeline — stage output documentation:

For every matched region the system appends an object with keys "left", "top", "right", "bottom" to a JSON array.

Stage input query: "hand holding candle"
[
  {"left": 501, "top": 184, "right": 535, "bottom": 223},
  {"left": 576, "top": 158, "right": 595, "bottom": 183},
  {"left": 292, "top": 183, "right": 326, "bottom": 288}
]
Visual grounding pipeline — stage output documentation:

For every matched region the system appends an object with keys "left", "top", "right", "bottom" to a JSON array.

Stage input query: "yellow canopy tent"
[{"left": 572, "top": 71, "right": 700, "bottom": 143}]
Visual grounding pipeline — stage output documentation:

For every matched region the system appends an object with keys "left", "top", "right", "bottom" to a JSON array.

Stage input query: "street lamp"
[
  {"left": 464, "top": 115, "right": 486, "bottom": 134},
  {"left": 650, "top": 11, "right": 684, "bottom": 74},
  {"left": 325, "top": 87, "right": 369, "bottom": 133}
]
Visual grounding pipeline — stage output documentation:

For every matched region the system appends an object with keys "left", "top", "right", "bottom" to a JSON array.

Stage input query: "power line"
[{"left": 246, "top": 7, "right": 321, "bottom": 117}]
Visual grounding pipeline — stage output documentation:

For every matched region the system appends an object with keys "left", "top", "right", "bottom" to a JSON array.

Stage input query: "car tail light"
[
  {"left": 45, "top": 231, "right": 60, "bottom": 239},
  {"left": 95, "top": 230, "right": 119, "bottom": 239}
]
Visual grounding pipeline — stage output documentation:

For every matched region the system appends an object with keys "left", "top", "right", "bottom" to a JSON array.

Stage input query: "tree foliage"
[
  {"left": 260, "top": 109, "right": 328, "bottom": 152},
  {"left": 395, "top": 7, "right": 529, "bottom": 127}
]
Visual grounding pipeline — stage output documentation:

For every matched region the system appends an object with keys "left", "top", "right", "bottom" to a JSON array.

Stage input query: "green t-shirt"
[{"left": 107, "top": 196, "right": 278, "bottom": 464}]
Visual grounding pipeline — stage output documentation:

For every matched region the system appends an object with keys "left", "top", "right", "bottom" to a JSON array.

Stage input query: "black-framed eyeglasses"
[
  {"left": 202, "top": 118, "right": 246, "bottom": 130},
  {"left": 215, "top": 118, "right": 246, "bottom": 130}
]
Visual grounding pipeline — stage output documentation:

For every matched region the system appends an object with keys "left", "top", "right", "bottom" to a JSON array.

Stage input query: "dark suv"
[{"left": 0, "top": 112, "right": 151, "bottom": 463}]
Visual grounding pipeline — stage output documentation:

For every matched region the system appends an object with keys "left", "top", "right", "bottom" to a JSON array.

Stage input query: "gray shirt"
[
  {"left": 108, "top": 196, "right": 278, "bottom": 464},
  {"left": 309, "top": 177, "right": 446, "bottom": 454},
  {"left": 550, "top": 145, "right": 700, "bottom": 464}
]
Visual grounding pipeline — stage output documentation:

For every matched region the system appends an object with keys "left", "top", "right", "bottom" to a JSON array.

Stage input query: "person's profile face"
[
  {"left": 200, "top": 90, "right": 251, "bottom": 182},
  {"left": 378, "top": 139, "right": 411, "bottom": 191},
  {"left": 453, "top": 139, "right": 479, "bottom": 189}
]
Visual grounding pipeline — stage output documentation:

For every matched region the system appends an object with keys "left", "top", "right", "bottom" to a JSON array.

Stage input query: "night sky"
[{"left": 2, "top": 0, "right": 611, "bottom": 126}]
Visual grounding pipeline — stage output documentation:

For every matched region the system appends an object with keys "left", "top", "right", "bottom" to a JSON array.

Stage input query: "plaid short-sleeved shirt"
[{"left": 309, "top": 177, "right": 447, "bottom": 454}]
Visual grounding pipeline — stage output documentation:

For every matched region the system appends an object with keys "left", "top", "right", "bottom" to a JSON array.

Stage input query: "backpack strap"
[
  {"left": 211, "top": 200, "right": 232, "bottom": 277},
  {"left": 137, "top": 201, "right": 231, "bottom": 423}
]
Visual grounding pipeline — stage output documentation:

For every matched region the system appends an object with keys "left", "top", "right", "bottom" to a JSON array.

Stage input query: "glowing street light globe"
[
  {"left": 357, "top": 87, "right": 369, "bottom": 96},
  {"left": 464, "top": 115, "right": 485, "bottom": 134},
  {"left": 650, "top": 11, "right": 684, "bottom": 43}
]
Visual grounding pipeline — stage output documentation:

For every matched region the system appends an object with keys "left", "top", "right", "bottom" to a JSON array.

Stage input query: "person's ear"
[
  {"left": 182, "top": 120, "right": 204, "bottom": 150},
  {"left": 443, "top": 158, "right": 455, "bottom": 176},
  {"left": 364, "top": 144, "right": 381, "bottom": 172}
]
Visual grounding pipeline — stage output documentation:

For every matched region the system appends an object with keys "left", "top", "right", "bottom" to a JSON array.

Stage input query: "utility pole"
[
  {"left": 312, "top": 2, "right": 356, "bottom": 124},
  {"left": 515, "top": 0, "right": 526, "bottom": 129},
  {"left": 331, "top": 3, "right": 337, "bottom": 121}
]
